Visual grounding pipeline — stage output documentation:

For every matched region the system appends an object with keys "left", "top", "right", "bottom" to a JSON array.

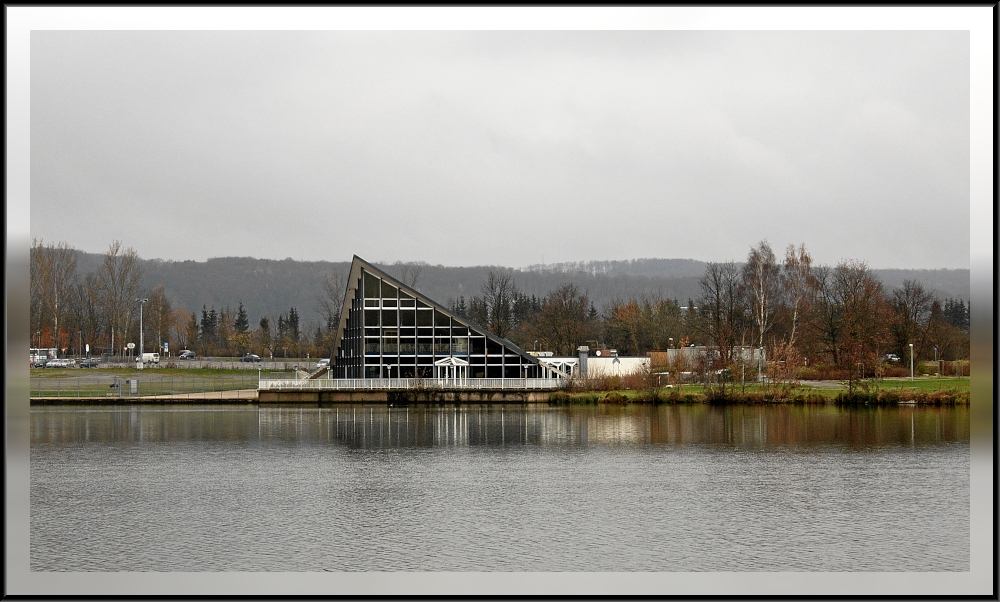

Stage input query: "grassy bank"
[{"left": 550, "top": 377, "right": 970, "bottom": 406}]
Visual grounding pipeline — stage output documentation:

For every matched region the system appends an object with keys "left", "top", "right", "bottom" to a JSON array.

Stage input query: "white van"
[{"left": 141, "top": 352, "right": 160, "bottom": 365}]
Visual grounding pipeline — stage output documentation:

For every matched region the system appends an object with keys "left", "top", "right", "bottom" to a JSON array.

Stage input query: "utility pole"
[{"left": 136, "top": 298, "right": 149, "bottom": 369}]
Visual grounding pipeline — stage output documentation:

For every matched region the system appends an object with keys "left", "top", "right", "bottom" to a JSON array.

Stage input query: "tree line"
[
  {"left": 30, "top": 239, "right": 346, "bottom": 360},
  {"left": 447, "top": 241, "right": 969, "bottom": 379},
  {"left": 31, "top": 239, "right": 969, "bottom": 372}
]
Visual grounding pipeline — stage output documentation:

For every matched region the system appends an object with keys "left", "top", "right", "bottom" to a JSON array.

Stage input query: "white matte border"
[{"left": 6, "top": 6, "right": 992, "bottom": 596}]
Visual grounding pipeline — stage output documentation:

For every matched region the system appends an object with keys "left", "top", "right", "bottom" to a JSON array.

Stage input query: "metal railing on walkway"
[{"left": 258, "top": 377, "right": 568, "bottom": 391}]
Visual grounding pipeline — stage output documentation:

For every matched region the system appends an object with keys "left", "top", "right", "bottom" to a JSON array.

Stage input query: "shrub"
[
  {"left": 601, "top": 391, "right": 627, "bottom": 404},
  {"left": 798, "top": 364, "right": 850, "bottom": 381}
]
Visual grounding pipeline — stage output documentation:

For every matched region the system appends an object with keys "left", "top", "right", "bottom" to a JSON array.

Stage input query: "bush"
[
  {"left": 601, "top": 391, "right": 627, "bottom": 404},
  {"left": 798, "top": 364, "right": 850, "bottom": 380}
]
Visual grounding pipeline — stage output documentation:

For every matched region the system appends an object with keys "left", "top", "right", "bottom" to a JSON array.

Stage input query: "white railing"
[{"left": 258, "top": 377, "right": 568, "bottom": 391}]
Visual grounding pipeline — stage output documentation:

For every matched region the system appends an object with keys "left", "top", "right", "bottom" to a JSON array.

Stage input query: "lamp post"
[
  {"left": 909, "top": 343, "right": 914, "bottom": 380},
  {"left": 933, "top": 345, "right": 938, "bottom": 376},
  {"left": 78, "top": 331, "right": 82, "bottom": 359},
  {"left": 136, "top": 298, "right": 149, "bottom": 369},
  {"left": 534, "top": 340, "right": 538, "bottom": 352}
]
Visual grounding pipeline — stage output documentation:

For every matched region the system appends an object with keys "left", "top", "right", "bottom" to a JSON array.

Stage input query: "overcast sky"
[{"left": 30, "top": 29, "right": 970, "bottom": 269}]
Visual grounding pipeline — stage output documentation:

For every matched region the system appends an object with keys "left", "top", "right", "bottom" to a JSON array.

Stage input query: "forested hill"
[{"left": 71, "top": 251, "right": 971, "bottom": 330}]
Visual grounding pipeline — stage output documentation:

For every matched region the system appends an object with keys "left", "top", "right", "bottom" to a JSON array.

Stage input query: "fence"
[
  {"left": 258, "top": 378, "right": 568, "bottom": 391},
  {"left": 97, "top": 358, "right": 320, "bottom": 371}
]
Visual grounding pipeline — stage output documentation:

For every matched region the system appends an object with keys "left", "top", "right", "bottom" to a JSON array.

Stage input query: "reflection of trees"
[{"left": 31, "top": 406, "right": 969, "bottom": 449}]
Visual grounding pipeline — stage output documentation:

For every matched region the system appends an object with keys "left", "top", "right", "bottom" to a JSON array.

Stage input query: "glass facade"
[{"left": 333, "top": 260, "right": 543, "bottom": 379}]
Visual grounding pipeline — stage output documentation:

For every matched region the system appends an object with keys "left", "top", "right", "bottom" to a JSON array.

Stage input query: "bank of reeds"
[
  {"left": 550, "top": 373, "right": 969, "bottom": 406},
  {"left": 833, "top": 388, "right": 969, "bottom": 406}
]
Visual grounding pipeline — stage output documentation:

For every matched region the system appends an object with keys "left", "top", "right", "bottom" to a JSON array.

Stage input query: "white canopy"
[{"left": 433, "top": 356, "right": 469, "bottom": 367}]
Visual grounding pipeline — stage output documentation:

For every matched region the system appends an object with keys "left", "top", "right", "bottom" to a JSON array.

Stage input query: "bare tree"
[
  {"left": 146, "top": 284, "right": 173, "bottom": 356},
  {"left": 529, "top": 283, "right": 591, "bottom": 355},
  {"left": 94, "top": 241, "right": 144, "bottom": 359},
  {"left": 698, "top": 262, "right": 744, "bottom": 363},
  {"left": 29, "top": 238, "right": 48, "bottom": 345},
  {"left": 29, "top": 239, "right": 78, "bottom": 351},
  {"left": 393, "top": 261, "right": 424, "bottom": 290},
  {"left": 480, "top": 269, "right": 519, "bottom": 339},
  {"left": 831, "top": 260, "right": 894, "bottom": 386},
  {"left": 890, "top": 279, "right": 935, "bottom": 359},
  {"left": 782, "top": 243, "right": 815, "bottom": 346},
  {"left": 316, "top": 269, "right": 348, "bottom": 332},
  {"left": 742, "top": 240, "right": 780, "bottom": 351}
]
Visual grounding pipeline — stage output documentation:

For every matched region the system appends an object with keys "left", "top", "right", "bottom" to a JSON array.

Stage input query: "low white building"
[{"left": 535, "top": 355, "right": 649, "bottom": 378}]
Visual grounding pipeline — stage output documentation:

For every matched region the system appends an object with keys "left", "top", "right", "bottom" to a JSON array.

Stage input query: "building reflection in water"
[{"left": 31, "top": 403, "right": 969, "bottom": 449}]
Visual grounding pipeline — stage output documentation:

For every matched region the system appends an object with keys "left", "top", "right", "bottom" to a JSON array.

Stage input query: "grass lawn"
[{"left": 30, "top": 368, "right": 270, "bottom": 398}]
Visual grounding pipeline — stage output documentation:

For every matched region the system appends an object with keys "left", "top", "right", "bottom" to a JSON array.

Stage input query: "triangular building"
[{"left": 331, "top": 256, "right": 546, "bottom": 379}]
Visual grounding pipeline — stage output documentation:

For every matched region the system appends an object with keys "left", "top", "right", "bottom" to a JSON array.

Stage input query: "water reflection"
[{"left": 31, "top": 404, "right": 968, "bottom": 448}]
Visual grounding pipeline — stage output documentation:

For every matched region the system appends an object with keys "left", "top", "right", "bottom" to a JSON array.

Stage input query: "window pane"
[
  {"left": 417, "top": 309, "right": 432, "bottom": 326},
  {"left": 382, "top": 310, "right": 397, "bottom": 326},
  {"left": 382, "top": 281, "right": 398, "bottom": 299},
  {"left": 365, "top": 310, "right": 380, "bottom": 327},
  {"left": 364, "top": 272, "right": 380, "bottom": 298}
]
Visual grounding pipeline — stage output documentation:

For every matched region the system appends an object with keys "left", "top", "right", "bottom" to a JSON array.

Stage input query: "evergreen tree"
[
  {"left": 258, "top": 316, "right": 272, "bottom": 356},
  {"left": 200, "top": 305, "right": 210, "bottom": 338},
  {"left": 456, "top": 295, "right": 468, "bottom": 318},
  {"left": 288, "top": 307, "right": 300, "bottom": 341},
  {"left": 208, "top": 307, "right": 218, "bottom": 344},
  {"left": 234, "top": 301, "right": 249, "bottom": 333},
  {"left": 943, "top": 298, "right": 969, "bottom": 332}
]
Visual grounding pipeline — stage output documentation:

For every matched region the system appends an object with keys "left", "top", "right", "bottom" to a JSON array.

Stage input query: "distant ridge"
[
  {"left": 524, "top": 258, "right": 707, "bottom": 279},
  {"left": 65, "top": 250, "right": 970, "bottom": 330}
]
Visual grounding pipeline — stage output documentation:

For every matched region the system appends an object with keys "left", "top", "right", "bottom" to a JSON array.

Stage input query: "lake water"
[{"left": 30, "top": 403, "right": 969, "bottom": 572}]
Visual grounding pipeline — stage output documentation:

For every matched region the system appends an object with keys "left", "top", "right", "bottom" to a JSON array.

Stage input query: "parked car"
[
  {"left": 31, "top": 358, "right": 49, "bottom": 368},
  {"left": 46, "top": 358, "right": 75, "bottom": 368},
  {"left": 881, "top": 353, "right": 901, "bottom": 363},
  {"left": 240, "top": 354, "right": 261, "bottom": 363},
  {"left": 316, "top": 358, "right": 330, "bottom": 370},
  {"left": 178, "top": 350, "right": 196, "bottom": 360},
  {"left": 79, "top": 358, "right": 100, "bottom": 368}
]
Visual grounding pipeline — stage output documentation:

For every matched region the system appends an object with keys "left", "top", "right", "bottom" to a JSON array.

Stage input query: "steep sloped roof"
[{"left": 330, "top": 255, "right": 539, "bottom": 367}]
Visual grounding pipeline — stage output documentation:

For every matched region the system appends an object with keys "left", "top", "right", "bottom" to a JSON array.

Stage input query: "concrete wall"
[{"left": 586, "top": 356, "right": 649, "bottom": 377}]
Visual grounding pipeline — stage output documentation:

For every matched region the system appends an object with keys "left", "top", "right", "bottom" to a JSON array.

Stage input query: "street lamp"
[
  {"left": 933, "top": 345, "right": 938, "bottom": 375},
  {"left": 136, "top": 298, "right": 149, "bottom": 369},
  {"left": 909, "top": 343, "right": 914, "bottom": 380}
]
